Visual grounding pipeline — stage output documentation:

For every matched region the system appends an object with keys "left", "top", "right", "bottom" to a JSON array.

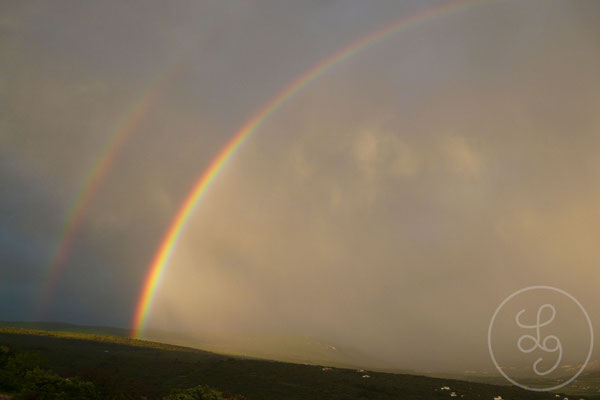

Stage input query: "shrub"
[
  {"left": 0, "top": 345, "right": 100, "bottom": 399},
  {"left": 16, "top": 367, "right": 100, "bottom": 400},
  {"left": 163, "top": 385, "right": 227, "bottom": 400}
]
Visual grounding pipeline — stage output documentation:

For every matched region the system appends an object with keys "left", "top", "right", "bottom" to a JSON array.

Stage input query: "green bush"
[
  {"left": 0, "top": 345, "right": 100, "bottom": 399},
  {"left": 16, "top": 367, "right": 100, "bottom": 400},
  {"left": 163, "top": 385, "right": 227, "bottom": 400}
]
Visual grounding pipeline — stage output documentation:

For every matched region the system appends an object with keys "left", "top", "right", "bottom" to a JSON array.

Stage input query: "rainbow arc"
[{"left": 131, "top": 0, "right": 495, "bottom": 338}]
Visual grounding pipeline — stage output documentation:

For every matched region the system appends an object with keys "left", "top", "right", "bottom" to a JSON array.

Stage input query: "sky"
[{"left": 2, "top": 0, "right": 600, "bottom": 372}]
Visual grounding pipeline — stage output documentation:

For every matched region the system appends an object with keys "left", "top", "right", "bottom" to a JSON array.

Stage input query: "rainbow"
[
  {"left": 36, "top": 67, "right": 179, "bottom": 317},
  {"left": 132, "top": 0, "right": 494, "bottom": 338}
]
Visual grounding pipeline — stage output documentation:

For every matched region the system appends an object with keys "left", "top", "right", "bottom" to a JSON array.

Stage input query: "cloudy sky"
[{"left": 2, "top": 0, "right": 600, "bottom": 372}]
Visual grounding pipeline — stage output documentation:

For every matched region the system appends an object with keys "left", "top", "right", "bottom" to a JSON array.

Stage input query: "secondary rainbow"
[
  {"left": 36, "top": 67, "right": 177, "bottom": 316},
  {"left": 132, "top": 0, "right": 494, "bottom": 338}
]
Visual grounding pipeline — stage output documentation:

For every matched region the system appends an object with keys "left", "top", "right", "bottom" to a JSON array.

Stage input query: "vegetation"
[
  {"left": 164, "top": 385, "right": 247, "bottom": 400},
  {"left": 0, "top": 337, "right": 240, "bottom": 400},
  {"left": 0, "top": 327, "right": 595, "bottom": 400},
  {"left": 0, "top": 344, "right": 100, "bottom": 399}
]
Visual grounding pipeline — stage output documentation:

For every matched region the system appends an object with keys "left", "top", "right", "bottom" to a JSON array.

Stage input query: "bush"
[
  {"left": 0, "top": 345, "right": 100, "bottom": 399},
  {"left": 15, "top": 367, "right": 100, "bottom": 400},
  {"left": 163, "top": 385, "right": 229, "bottom": 400}
]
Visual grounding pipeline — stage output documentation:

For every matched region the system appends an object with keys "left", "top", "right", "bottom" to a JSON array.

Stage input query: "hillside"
[
  {"left": 0, "top": 321, "right": 388, "bottom": 370},
  {"left": 0, "top": 326, "right": 591, "bottom": 400}
]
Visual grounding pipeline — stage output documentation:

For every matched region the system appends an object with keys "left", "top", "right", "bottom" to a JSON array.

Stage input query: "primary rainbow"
[
  {"left": 132, "top": 0, "right": 494, "bottom": 338},
  {"left": 36, "top": 67, "right": 178, "bottom": 317}
]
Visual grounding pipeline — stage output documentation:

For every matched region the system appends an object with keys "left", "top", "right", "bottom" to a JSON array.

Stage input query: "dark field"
[{"left": 0, "top": 327, "right": 590, "bottom": 400}]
